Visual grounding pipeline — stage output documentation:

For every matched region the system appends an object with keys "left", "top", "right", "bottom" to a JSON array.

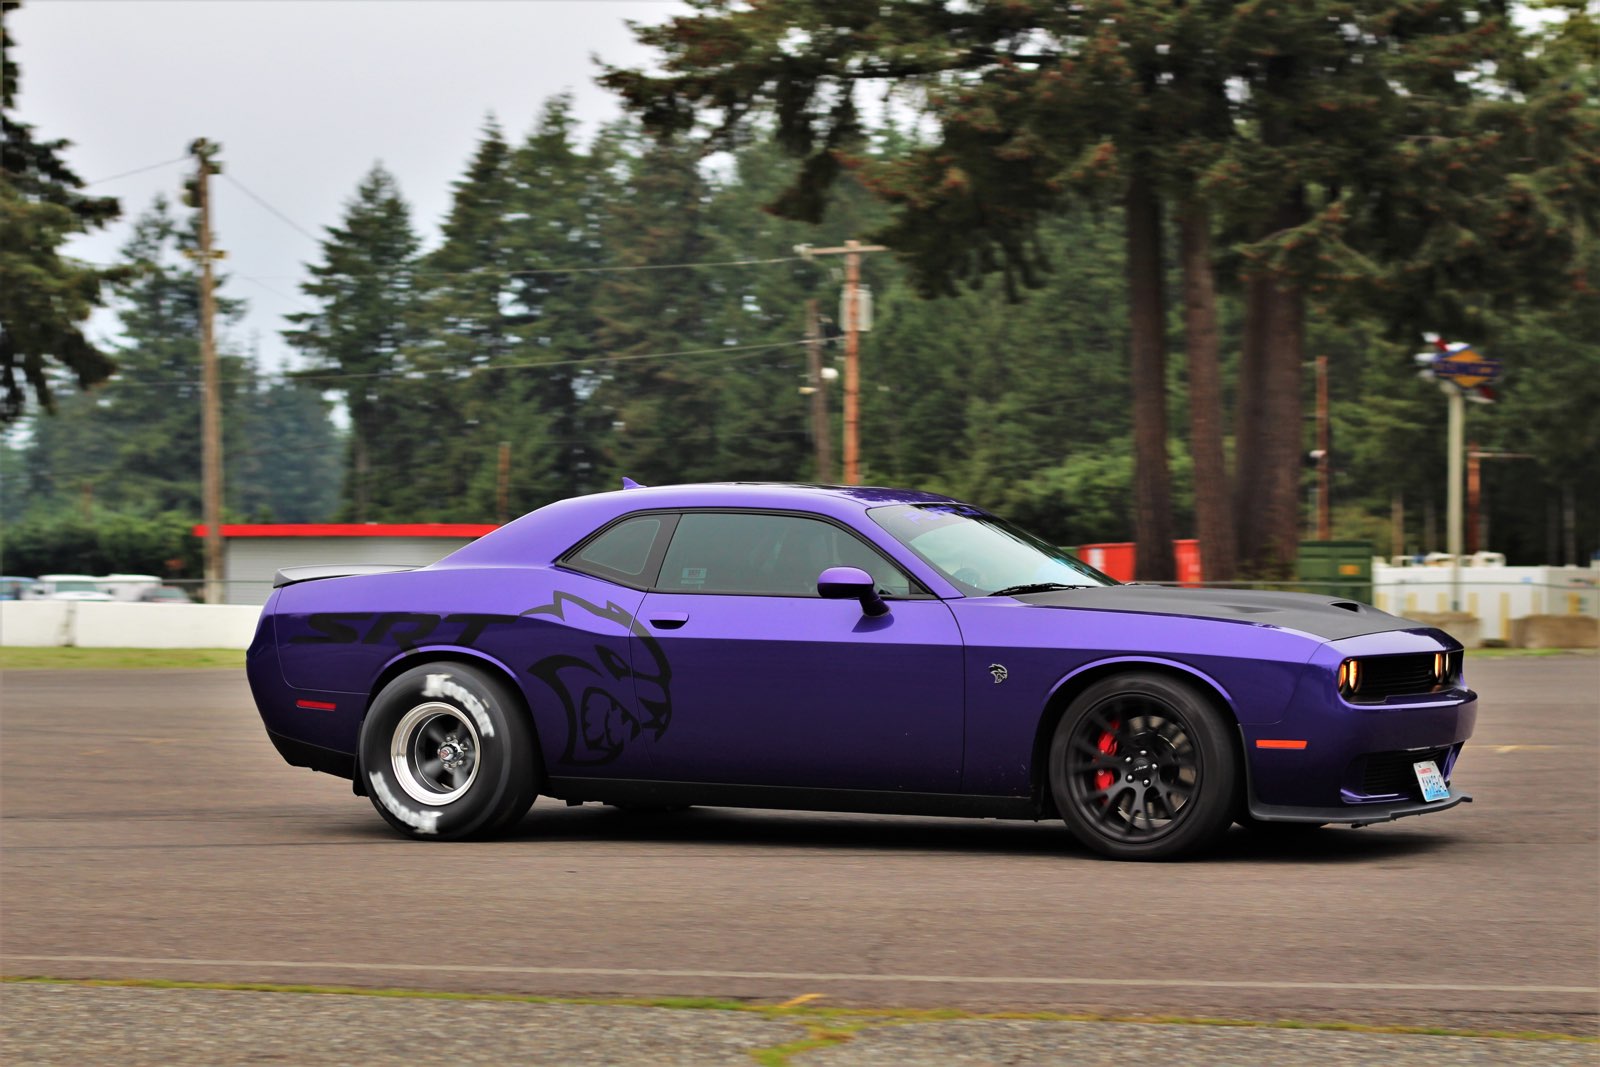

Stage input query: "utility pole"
[
  {"left": 796, "top": 239, "right": 886, "bottom": 485},
  {"left": 187, "top": 139, "right": 225, "bottom": 605},
  {"left": 1414, "top": 337, "right": 1502, "bottom": 613},
  {"left": 1315, "top": 355, "right": 1331, "bottom": 540},
  {"left": 1446, "top": 381, "right": 1464, "bottom": 610},
  {"left": 803, "top": 300, "right": 833, "bottom": 482},
  {"left": 1467, "top": 448, "right": 1534, "bottom": 557},
  {"left": 497, "top": 441, "right": 511, "bottom": 525}
]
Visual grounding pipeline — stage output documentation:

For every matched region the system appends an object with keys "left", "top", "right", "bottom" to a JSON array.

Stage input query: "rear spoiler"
[{"left": 272, "top": 564, "right": 418, "bottom": 588}]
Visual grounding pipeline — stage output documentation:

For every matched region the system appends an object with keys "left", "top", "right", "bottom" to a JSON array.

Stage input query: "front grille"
[
  {"left": 1358, "top": 747, "right": 1451, "bottom": 798},
  {"left": 1353, "top": 653, "right": 1444, "bottom": 699}
]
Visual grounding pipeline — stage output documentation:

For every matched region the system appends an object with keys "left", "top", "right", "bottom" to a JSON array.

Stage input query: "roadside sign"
[
  {"left": 1415, "top": 340, "right": 1502, "bottom": 395},
  {"left": 1431, "top": 347, "right": 1502, "bottom": 389}
]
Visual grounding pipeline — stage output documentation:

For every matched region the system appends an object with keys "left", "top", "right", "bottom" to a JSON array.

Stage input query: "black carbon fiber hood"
[{"left": 1015, "top": 586, "right": 1429, "bottom": 642}]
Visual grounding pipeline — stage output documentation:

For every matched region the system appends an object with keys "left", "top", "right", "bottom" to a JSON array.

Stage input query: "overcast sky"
[{"left": 11, "top": 0, "right": 687, "bottom": 372}]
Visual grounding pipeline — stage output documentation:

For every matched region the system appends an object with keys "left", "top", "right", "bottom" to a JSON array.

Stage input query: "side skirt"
[{"left": 545, "top": 777, "right": 1042, "bottom": 821}]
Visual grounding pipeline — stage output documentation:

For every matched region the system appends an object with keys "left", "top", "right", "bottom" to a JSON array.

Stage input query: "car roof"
[{"left": 443, "top": 482, "right": 959, "bottom": 568}]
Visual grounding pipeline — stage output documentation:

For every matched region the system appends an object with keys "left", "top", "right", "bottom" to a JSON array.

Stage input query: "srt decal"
[
  {"left": 522, "top": 592, "right": 673, "bottom": 767},
  {"left": 290, "top": 612, "right": 518, "bottom": 651}
]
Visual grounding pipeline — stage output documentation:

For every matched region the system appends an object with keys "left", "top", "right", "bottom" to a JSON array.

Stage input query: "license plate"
[{"left": 1413, "top": 759, "right": 1450, "bottom": 802}]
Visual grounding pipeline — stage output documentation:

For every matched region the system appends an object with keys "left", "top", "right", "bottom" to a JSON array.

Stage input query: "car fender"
[
  {"left": 353, "top": 644, "right": 545, "bottom": 795},
  {"left": 1045, "top": 655, "right": 1240, "bottom": 717},
  {"left": 1024, "top": 655, "right": 1243, "bottom": 807}
]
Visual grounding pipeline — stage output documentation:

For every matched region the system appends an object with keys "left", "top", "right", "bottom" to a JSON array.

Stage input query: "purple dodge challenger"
[{"left": 247, "top": 483, "right": 1475, "bottom": 859}]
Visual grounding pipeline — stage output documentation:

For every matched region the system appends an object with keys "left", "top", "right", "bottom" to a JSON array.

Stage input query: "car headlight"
[{"left": 1338, "top": 658, "right": 1361, "bottom": 697}]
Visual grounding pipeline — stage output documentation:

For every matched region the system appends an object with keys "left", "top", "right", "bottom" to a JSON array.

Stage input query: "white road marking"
[{"left": 3, "top": 954, "right": 1595, "bottom": 996}]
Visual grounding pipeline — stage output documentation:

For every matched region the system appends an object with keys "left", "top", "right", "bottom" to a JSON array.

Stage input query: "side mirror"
[{"left": 817, "top": 566, "right": 889, "bottom": 617}]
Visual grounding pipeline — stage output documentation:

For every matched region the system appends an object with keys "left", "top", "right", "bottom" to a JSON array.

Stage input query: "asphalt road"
[{"left": 2, "top": 655, "right": 1597, "bottom": 1060}]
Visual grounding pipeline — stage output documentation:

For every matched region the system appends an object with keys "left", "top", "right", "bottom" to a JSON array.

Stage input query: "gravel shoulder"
[{"left": 1, "top": 983, "right": 1593, "bottom": 1067}]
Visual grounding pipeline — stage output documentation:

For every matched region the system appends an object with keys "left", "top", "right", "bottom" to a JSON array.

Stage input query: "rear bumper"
[{"left": 266, "top": 727, "right": 355, "bottom": 780}]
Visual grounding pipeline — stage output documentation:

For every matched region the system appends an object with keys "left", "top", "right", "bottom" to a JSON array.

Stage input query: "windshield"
[{"left": 868, "top": 503, "right": 1116, "bottom": 595}]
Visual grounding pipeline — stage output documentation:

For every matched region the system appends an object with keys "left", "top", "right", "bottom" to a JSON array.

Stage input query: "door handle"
[{"left": 648, "top": 612, "right": 690, "bottom": 630}]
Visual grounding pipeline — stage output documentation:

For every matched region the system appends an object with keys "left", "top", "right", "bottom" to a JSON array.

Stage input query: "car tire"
[
  {"left": 1048, "top": 672, "right": 1238, "bottom": 861},
  {"left": 358, "top": 662, "right": 540, "bottom": 840}
]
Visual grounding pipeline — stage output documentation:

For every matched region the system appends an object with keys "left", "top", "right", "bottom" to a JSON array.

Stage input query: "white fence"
[
  {"left": 3, "top": 568, "right": 1595, "bottom": 651},
  {"left": 0, "top": 601, "right": 262, "bottom": 650},
  {"left": 1372, "top": 564, "right": 1599, "bottom": 643}
]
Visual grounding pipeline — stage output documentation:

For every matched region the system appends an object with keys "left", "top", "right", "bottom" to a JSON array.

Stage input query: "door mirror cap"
[{"left": 817, "top": 566, "right": 889, "bottom": 617}]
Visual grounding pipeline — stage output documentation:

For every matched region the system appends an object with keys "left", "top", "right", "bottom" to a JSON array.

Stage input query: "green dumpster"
[{"left": 1297, "top": 541, "right": 1374, "bottom": 604}]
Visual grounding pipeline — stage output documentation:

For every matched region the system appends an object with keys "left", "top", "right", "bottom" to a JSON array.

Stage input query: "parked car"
[
  {"left": 28, "top": 574, "right": 115, "bottom": 602},
  {"left": 97, "top": 573, "right": 164, "bottom": 602},
  {"left": 138, "top": 586, "right": 194, "bottom": 604},
  {"left": 247, "top": 482, "right": 1475, "bottom": 860},
  {"left": 0, "top": 576, "right": 37, "bottom": 600}
]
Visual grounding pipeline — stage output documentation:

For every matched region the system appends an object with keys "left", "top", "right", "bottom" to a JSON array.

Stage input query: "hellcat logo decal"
[
  {"left": 522, "top": 592, "right": 673, "bottom": 767},
  {"left": 989, "top": 663, "right": 1008, "bottom": 684}
]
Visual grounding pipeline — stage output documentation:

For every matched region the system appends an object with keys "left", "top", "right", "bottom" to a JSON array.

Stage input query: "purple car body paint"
[{"left": 247, "top": 483, "right": 1474, "bottom": 857}]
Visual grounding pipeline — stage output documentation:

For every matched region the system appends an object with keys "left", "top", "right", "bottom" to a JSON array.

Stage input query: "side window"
[
  {"left": 656, "top": 513, "right": 913, "bottom": 597},
  {"left": 563, "top": 515, "right": 665, "bottom": 585}
]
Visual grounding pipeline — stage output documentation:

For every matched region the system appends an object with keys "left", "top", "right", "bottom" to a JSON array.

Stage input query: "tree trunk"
[
  {"left": 1236, "top": 193, "right": 1307, "bottom": 581},
  {"left": 1257, "top": 274, "right": 1306, "bottom": 578},
  {"left": 351, "top": 408, "right": 371, "bottom": 522},
  {"left": 1179, "top": 201, "right": 1236, "bottom": 583},
  {"left": 1233, "top": 275, "right": 1270, "bottom": 570},
  {"left": 1126, "top": 168, "right": 1175, "bottom": 582}
]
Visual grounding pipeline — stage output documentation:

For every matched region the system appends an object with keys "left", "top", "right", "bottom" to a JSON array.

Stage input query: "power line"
[
  {"left": 235, "top": 274, "right": 317, "bottom": 312},
  {"left": 96, "top": 338, "right": 809, "bottom": 390},
  {"left": 83, "top": 156, "right": 189, "bottom": 187},
  {"left": 248, "top": 254, "right": 809, "bottom": 283},
  {"left": 24, "top": 425, "right": 818, "bottom": 484},
  {"left": 221, "top": 172, "right": 324, "bottom": 244}
]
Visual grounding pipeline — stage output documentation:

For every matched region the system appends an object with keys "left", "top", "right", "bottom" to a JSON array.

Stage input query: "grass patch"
[
  {"left": 2, "top": 976, "right": 1592, "bottom": 1044},
  {"left": 0, "top": 647, "right": 244, "bottom": 670}
]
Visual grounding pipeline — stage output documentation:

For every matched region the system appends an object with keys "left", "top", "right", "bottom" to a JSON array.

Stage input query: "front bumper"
[
  {"left": 1241, "top": 629, "right": 1477, "bottom": 818},
  {"left": 1247, "top": 786, "right": 1472, "bottom": 826}
]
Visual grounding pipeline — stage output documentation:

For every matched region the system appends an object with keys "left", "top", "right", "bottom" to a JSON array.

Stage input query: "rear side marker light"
[
  {"left": 296, "top": 699, "right": 337, "bottom": 711},
  {"left": 1256, "top": 739, "right": 1308, "bottom": 750}
]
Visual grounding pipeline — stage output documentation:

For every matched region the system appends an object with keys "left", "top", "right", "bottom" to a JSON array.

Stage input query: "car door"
[{"left": 634, "top": 510, "right": 966, "bottom": 793}]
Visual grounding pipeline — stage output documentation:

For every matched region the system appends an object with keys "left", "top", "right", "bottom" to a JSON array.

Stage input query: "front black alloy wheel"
[
  {"left": 359, "top": 662, "right": 540, "bottom": 840},
  {"left": 1049, "top": 672, "right": 1238, "bottom": 860}
]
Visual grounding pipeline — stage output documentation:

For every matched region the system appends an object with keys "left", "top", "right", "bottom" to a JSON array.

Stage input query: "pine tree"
[
  {"left": 0, "top": 1, "right": 123, "bottom": 420},
  {"left": 591, "top": 136, "right": 723, "bottom": 486},
  {"left": 283, "top": 163, "right": 420, "bottom": 520},
  {"left": 11, "top": 198, "right": 339, "bottom": 522}
]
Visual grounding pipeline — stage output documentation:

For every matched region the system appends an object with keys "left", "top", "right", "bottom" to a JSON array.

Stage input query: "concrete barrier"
[
  {"left": 72, "top": 602, "right": 262, "bottom": 649},
  {"left": 0, "top": 601, "right": 75, "bottom": 646},
  {"left": 1509, "top": 614, "right": 1600, "bottom": 650},
  {"left": 1403, "top": 611, "right": 1482, "bottom": 649},
  {"left": 1, "top": 601, "right": 262, "bottom": 649}
]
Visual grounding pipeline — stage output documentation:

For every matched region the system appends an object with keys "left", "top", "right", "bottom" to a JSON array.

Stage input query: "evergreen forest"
[{"left": 3, "top": 2, "right": 1596, "bottom": 582}]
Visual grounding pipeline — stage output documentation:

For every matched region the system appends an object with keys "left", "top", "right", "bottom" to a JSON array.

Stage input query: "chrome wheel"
[{"left": 390, "top": 702, "right": 481, "bottom": 805}]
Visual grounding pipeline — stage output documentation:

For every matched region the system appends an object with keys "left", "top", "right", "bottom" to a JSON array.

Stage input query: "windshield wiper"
[{"left": 986, "top": 582, "right": 1080, "bottom": 597}]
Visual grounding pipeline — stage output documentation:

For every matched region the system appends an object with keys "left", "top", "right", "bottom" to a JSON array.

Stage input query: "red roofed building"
[{"left": 191, "top": 524, "right": 499, "bottom": 604}]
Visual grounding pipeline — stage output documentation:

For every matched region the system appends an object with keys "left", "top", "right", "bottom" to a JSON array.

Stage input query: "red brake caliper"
[{"left": 1094, "top": 721, "right": 1119, "bottom": 793}]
